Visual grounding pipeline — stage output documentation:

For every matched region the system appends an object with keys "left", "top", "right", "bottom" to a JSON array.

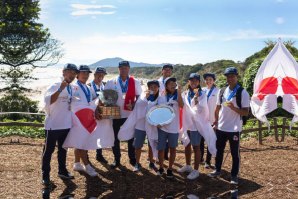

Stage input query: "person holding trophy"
[
  {"left": 104, "top": 61, "right": 142, "bottom": 169},
  {"left": 208, "top": 67, "right": 250, "bottom": 185}
]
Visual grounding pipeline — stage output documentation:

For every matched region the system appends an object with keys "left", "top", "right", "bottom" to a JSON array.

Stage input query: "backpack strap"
[
  {"left": 235, "top": 86, "right": 244, "bottom": 108},
  {"left": 219, "top": 87, "right": 227, "bottom": 105}
]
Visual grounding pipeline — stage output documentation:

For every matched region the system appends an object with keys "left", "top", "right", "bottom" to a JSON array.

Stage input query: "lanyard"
[
  {"left": 118, "top": 76, "right": 129, "bottom": 93},
  {"left": 91, "top": 81, "right": 103, "bottom": 97},
  {"left": 77, "top": 80, "right": 91, "bottom": 103},
  {"left": 227, "top": 84, "right": 240, "bottom": 101},
  {"left": 166, "top": 90, "right": 178, "bottom": 102},
  {"left": 66, "top": 85, "right": 72, "bottom": 103},
  {"left": 207, "top": 86, "right": 215, "bottom": 101},
  {"left": 147, "top": 94, "right": 155, "bottom": 102},
  {"left": 187, "top": 90, "right": 195, "bottom": 104}
]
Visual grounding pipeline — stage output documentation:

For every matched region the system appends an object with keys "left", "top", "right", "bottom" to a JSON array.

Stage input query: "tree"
[{"left": 0, "top": 0, "right": 63, "bottom": 119}]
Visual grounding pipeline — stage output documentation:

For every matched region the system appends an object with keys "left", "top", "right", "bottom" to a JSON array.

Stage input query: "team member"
[
  {"left": 208, "top": 67, "right": 250, "bottom": 185},
  {"left": 178, "top": 73, "right": 207, "bottom": 180},
  {"left": 157, "top": 77, "right": 183, "bottom": 178},
  {"left": 42, "top": 63, "right": 78, "bottom": 187},
  {"left": 157, "top": 64, "right": 173, "bottom": 160},
  {"left": 104, "top": 61, "right": 142, "bottom": 169},
  {"left": 200, "top": 73, "right": 219, "bottom": 168},
  {"left": 89, "top": 66, "right": 108, "bottom": 164}
]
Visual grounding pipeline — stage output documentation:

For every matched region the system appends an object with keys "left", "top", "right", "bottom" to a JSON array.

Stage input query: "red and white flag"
[{"left": 251, "top": 39, "right": 298, "bottom": 128}]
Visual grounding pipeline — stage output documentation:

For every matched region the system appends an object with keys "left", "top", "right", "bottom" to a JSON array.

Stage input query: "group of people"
[{"left": 41, "top": 60, "right": 250, "bottom": 188}]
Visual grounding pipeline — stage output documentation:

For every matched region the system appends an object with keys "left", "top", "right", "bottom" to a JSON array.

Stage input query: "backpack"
[{"left": 219, "top": 86, "right": 249, "bottom": 125}]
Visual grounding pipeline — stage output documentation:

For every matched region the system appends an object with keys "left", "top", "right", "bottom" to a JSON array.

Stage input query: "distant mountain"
[{"left": 89, "top": 57, "right": 166, "bottom": 68}]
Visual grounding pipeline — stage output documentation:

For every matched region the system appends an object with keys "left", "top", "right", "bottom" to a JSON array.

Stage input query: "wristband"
[{"left": 57, "top": 88, "right": 63, "bottom": 93}]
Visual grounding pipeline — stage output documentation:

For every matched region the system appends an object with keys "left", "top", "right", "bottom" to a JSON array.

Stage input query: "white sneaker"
[
  {"left": 177, "top": 165, "right": 193, "bottom": 173},
  {"left": 73, "top": 162, "right": 85, "bottom": 172},
  {"left": 187, "top": 194, "right": 200, "bottom": 199},
  {"left": 84, "top": 164, "right": 98, "bottom": 177},
  {"left": 187, "top": 170, "right": 200, "bottom": 180}
]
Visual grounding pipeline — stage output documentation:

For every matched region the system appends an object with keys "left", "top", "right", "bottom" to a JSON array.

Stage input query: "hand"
[
  {"left": 126, "top": 100, "right": 133, "bottom": 111},
  {"left": 95, "top": 107, "right": 102, "bottom": 120},
  {"left": 145, "top": 90, "right": 150, "bottom": 98},
  {"left": 177, "top": 85, "right": 182, "bottom": 94},
  {"left": 212, "top": 121, "right": 218, "bottom": 130},
  {"left": 60, "top": 79, "right": 69, "bottom": 91},
  {"left": 226, "top": 101, "right": 235, "bottom": 109}
]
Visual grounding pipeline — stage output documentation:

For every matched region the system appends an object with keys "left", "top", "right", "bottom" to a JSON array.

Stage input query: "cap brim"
[{"left": 79, "top": 70, "right": 92, "bottom": 73}]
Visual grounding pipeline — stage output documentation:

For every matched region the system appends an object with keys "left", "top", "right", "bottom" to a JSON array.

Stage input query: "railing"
[{"left": 0, "top": 112, "right": 45, "bottom": 127}]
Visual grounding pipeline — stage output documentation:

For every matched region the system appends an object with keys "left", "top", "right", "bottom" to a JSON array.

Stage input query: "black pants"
[
  {"left": 200, "top": 137, "right": 212, "bottom": 164},
  {"left": 112, "top": 118, "right": 136, "bottom": 163},
  {"left": 41, "top": 129, "right": 69, "bottom": 178},
  {"left": 96, "top": 148, "right": 103, "bottom": 158},
  {"left": 215, "top": 130, "right": 240, "bottom": 177}
]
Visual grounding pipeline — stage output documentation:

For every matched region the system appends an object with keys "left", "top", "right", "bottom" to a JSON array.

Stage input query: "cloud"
[
  {"left": 275, "top": 17, "right": 285, "bottom": 24},
  {"left": 70, "top": 3, "right": 116, "bottom": 16}
]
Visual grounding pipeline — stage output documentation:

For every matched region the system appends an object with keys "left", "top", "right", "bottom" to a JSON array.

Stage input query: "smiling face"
[
  {"left": 188, "top": 78, "right": 200, "bottom": 90},
  {"left": 148, "top": 84, "right": 159, "bottom": 95},
  {"left": 226, "top": 74, "right": 238, "bottom": 87},
  {"left": 166, "top": 80, "right": 177, "bottom": 94},
  {"left": 162, "top": 67, "right": 172, "bottom": 78},
  {"left": 204, "top": 76, "right": 215, "bottom": 88},
  {"left": 77, "top": 71, "right": 90, "bottom": 84},
  {"left": 94, "top": 72, "right": 105, "bottom": 83},
  {"left": 63, "top": 69, "right": 77, "bottom": 83},
  {"left": 118, "top": 66, "right": 130, "bottom": 78}
]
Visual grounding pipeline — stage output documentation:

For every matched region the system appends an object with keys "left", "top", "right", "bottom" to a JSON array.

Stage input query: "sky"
[{"left": 39, "top": 0, "right": 298, "bottom": 65}]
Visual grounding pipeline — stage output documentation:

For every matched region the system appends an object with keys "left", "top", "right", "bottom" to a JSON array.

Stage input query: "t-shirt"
[
  {"left": 72, "top": 80, "right": 92, "bottom": 107},
  {"left": 159, "top": 95, "right": 179, "bottom": 134},
  {"left": 216, "top": 86, "right": 250, "bottom": 132},
  {"left": 158, "top": 76, "right": 166, "bottom": 97},
  {"left": 44, "top": 82, "right": 73, "bottom": 130},
  {"left": 90, "top": 81, "right": 105, "bottom": 100},
  {"left": 105, "top": 76, "right": 142, "bottom": 118},
  {"left": 202, "top": 86, "right": 220, "bottom": 123}
]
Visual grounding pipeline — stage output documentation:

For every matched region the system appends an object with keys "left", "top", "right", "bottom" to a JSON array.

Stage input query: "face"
[
  {"left": 148, "top": 84, "right": 159, "bottom": 95},
  {"left": 94, "top": 72, "right": 105, "bottom": 82},
  {"left": 204, "top": 76, "right": 215, "bottom": 88},
  {"left": 162, "top": 68, "right": 172, "bottom": 78},
  {"left": 63, "top": 69, "right": 77, "bottom": 83},
  {"left": 77, "top": 71, "right": 90, "bottom": 84},
  {"left": 166, "top": 80, "right": 177, "bottom": 94},
  {"left": 226, "top": 74, "right": 238, "bottom": 86},
  {"left": 188, "top": 78, "right": 200, "bottom": 89},
  {"left": 118, "top": 66, "right": 130, "bottom": 77}
]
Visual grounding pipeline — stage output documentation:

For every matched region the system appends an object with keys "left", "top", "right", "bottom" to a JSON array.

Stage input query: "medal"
[{"left": 223, "top": 101, "right": 229, "bottom": 106}]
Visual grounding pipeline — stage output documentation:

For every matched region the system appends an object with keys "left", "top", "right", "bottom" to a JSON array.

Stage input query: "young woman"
[
  {"left": 178, "top": 73, "right": 207, "bottom": 180},
  {"left": 157, "top": 77, "right": 183, "bottom": 178},
  {"left": 200, "top": 73, "right": 219, "bottom": 168}
]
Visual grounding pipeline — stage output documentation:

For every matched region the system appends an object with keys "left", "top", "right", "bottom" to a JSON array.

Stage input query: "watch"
[{"left": 57, "top": 88, "right": 63, "bottom": 93}]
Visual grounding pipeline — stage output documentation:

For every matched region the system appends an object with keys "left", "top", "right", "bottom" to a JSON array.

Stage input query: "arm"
[
  {"left": 177, "top": 87, "right": 184, "bottom": 108},
  {"left": 213, "top": 105, "right": 221, "bottom": 128},
  {"left": 50, "top": 80, "right": 68, "bottom": 105},
  {"left": 228, "top": 105, "right": 249, "bottom": 116}
]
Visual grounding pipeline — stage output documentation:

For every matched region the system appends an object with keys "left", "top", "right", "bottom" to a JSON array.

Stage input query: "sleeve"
[
  {"left": 135, "top": 79, "right": 142, "bottom": 96},
  {"left": 241, "top": 89, "right": 250, "bottom": 108},
  {"left": 104, "top": 80, "right": 113, "bottom": 90},
  {"left": 216, "top": 89, "right": 221, "bottom": 106},
  {"left": 43, "top": 83, "right": 59, "bottom": 112}
]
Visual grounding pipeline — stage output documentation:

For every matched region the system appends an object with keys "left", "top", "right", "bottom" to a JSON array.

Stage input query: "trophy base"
[{"left": 99, "top": 106, "right": 121, "bottom": 119}]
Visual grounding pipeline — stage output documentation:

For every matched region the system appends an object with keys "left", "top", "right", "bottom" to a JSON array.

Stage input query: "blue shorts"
[
  {"left": 188, "top": 131, "right": 202, "bottom": 146},
  {"left": 133, "top": 129, "right": 146, "bottom": 148},
  {"left": 157, "top": 128, "right": 179, "bottom": 150}
]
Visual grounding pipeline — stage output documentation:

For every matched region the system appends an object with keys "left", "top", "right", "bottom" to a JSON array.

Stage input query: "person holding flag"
[
  {"left": 104, "top": 61, "right": 142, "bottom": 169},
  {"left": 200, "top": 73, "right": 219, "bottom": 169},
  {"left": 42, "top": 63, "right": 78, "bottom": 187},
  {"left": 208, "top": 67, "right": 250, "bottom": 185}
]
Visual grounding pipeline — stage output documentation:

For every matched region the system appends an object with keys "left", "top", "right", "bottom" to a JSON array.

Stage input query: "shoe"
[
  {"left": 73, "top": 162, "right": 85, "bottom": 172},
  {"left": 110, "top": 161, "right": 121, "bottom": 169},
  {"left": 129, "top": 159, "right": 136, "bottom": 166},
  {"left": 204, "top": 162, "right": 211, "bottom": 169},
  {"left": 148, "top": 162, "right": 158, "bottom": 172},
  {"left": 230, "top": 176, "right": 239, "bottom": 185},
  {"left": 166, "top": 169, "right": 174, "bottom": 179},
  {"left": 84, "top": 164, "right": 98, "bottom": 177},
  {"left": 157, "top": 168, "right": 164, "bottom": 176},
  {"left": 96, "top": 156, "right": 108, "bottom": 164},
  {"left": 177, "top": 165, "right": 193, "bottom": 173},
  {"left": 133, "top": 163, "right": 141, "bottom": 172},
  {"left": 187, "top": 170, "right": 200, "bottom": 180},
  {"left": 208, "top": 170, "right": 221, "bottom": 178},
  {"left": 187, "top": 194, "right": 200, "bottom": 199},
  {"left": 58, "top": 171, "right": 74, "bottom": 180},
  {"left": 42, "top": 176, "right": 51, "bottom": 187}
]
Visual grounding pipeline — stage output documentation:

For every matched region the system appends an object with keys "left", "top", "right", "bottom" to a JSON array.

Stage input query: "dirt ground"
[{"left": 0, "top": 136, "right": 297, "bottom": 199}]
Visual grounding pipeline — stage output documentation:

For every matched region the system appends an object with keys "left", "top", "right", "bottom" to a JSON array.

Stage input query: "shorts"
[
  {"left": 157, "top": 128, "right": 179, "bottom": 150},
  {"left": 133, "top": 129, "right": 146, "bottom": 148}
]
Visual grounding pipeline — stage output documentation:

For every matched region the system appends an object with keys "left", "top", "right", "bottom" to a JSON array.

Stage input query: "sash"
[{"left": 124, "top": 76, "right": 136, "bottom": 111}]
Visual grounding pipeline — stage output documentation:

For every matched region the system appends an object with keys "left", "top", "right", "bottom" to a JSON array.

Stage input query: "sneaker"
[
  {"left": 84, "top": 164, "right": 98, "bottom": 177},
  {"left": 208, "top": 170, "right": 221, "bottom": 178},
  {"left": 148, "top": 162, "right": 158, "bottom": 172},
  {"left": 157, "top": 168, "right": 164, "bottom": 176},
  {"left": 187, "top": 170, "right": 200, "bottom": 180},
  {"left": 133, "top": 163, "right": 141, "bottom": 172},
  {"left": 73, "top": 162, "right": 85, "bottom": 172},
  {"left": 129, "top": 159, "right": 137, "bottom": 166},
  {"left": 166, "top": 169, "right": 174, "bottom": 179},
  {"left": 230, "top": 176, "right": 239, "bottom": 185},
  {"left": 58, "top": 171, "right": 74, "bottom": 180},
  {"left": 204, "top": 163, "right": 211, "bottom": 169},
  {"left": 96, "top": 156, "right": 108, "bottom": 164},
  {"left": 110, "top": 161, "right": 121, "bottom": 169},
  {"left": 42, "top": 176, "right": 51, "bottom": 187},
  {"left": 187, "top": 194, "right": 200, "bottom": 199},
  {"left": 177, "top": 165, "right": 193, "bottom": 173}
]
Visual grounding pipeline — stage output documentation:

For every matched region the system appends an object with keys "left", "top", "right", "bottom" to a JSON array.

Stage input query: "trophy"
[
  {"left": 146, "top": 105, "right": 175, "bottom": 127},
  {"left": 97, "top": 89, "right": 121, "bottom": 119}
]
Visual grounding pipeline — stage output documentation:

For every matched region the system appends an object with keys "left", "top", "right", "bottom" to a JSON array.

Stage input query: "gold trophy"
[{"left": 97, "top": 89, "right": 121, "bottom": 119}]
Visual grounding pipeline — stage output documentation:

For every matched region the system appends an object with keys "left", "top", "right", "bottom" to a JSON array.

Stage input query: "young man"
[
  {"left": 89, "top": 66, "right": 108, "bottom": 164},
  {"left": 208, "top": 67, "right": 250, "bottom": 185},
  {"left": 157, "top": 64, "right": 173, "bottom": 160},
  {"left": 104, "top": 61, "right": 142, "bottom": 169},
  {"left": 42, "top": 63, "right": 78, "bottom": 187}
]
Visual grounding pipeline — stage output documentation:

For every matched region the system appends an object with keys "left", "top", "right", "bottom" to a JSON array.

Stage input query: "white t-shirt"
[
  {"left": 105, "top": 76, "right": 142, "bottom": 118},
  {"left": 44, "top": 82, "right": 73, "bottom": 130},
  {"left": 216, "top": 86, "right": 250, "bottom": 132},
  {"left": 72, "top": 80, "right": 92, "bottom": 107},
  {"left": 202, "top": 86, "right": 220, "bottom": 123},
  {"left": 90, "top": 81, "right": 105, "bottom": 100},
  {"left": 159, "top": 95, "right": 179, "bottom": 134},
  {"left": 158, "top": 76, "right": 166, "bottom": 97}
]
